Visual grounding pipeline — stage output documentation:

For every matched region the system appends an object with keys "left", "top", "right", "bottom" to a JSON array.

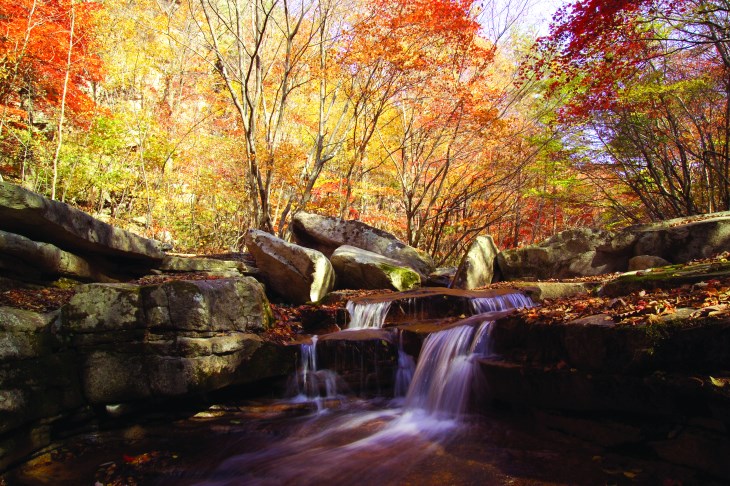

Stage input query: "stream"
[{"left": 3, "top": 293, "right": 708, "bottom": 485}]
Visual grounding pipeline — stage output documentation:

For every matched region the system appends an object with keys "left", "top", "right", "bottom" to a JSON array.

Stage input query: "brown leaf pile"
[
  {"left": 518, "top": 278, "right": 730, "bottom": 325},
  {"left": 0, "top": 287, "right": 75, "bottom": 313}
]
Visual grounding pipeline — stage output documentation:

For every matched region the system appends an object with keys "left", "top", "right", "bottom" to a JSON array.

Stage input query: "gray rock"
[
  {"left": 291, "top": 212, "right": 434, "bottom": 277},
  {"left": 159, "top": 255, "right": 256, "bottom": 275},
  {"left": 452, "top": 235, "right": 500, "bottom": 289},
  {"left": 245, "top": 229, "right": 334, "bottom": 304},
  {"left": 0, "top": 307, "right": 57, "bottom": 361},
  {"left": 64, "top": 277, "right": 273, "bottom": 337},
  {"left": 145, "top": 278, "right": 273, "bottom": 332},
  {"left": 628, "top": 255, "right": 672, "bottom": 271},
  {"left": 628, "top": 214, "right": 730, "bottom": 263},
  {"left": 426, "top": 267, "right": 456, "bottom": 287},
  {"left": 63, "top": 283, "right": 144, "bottom": 334},
  {"left": 330, "top": 245, "right": 421, "bottom": 291},
  {"left": 497, "top": 228, "right": 628, "bottom": 280},
  {"left": 0, "top": 181, "right": 164, "bottom": 262},
  {"left": 61, "top": 277, "right": 291, "bottom": 404},
  {"left": 0, "top": 230, "right": 118, "bottom": 282}
]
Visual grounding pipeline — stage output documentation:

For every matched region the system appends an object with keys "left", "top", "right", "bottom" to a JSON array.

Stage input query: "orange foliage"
[{"left": 0, "top": 0, "right": 103, "bottom": 122}]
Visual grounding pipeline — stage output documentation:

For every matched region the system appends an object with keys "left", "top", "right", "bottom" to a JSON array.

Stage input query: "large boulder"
[
  {"left": 452, "top": 235, "right": 500, "bottom": 289},
  {"left": 627, "top": 213, "right": 730, "bottom": 263},
  {"left": 0, "top": 182, "right": 165, "bottom": 262},
  {"left": 0, "top": 230, "right": 116, "bottom": 282},
  {"left": 291, "top": 212, "right": 434, "bottom": 277},
  {"left": 497, "top": 228, "right": 630, "bottom": 281},
  {"left": 62, "top": 277, "right": 292, "bottom": 405},
  {"left": 245, "top": 229, "right": 334, "bottom": 304},
  {"left": 330, "top": 245, "right": 421, "bottom": 291}
]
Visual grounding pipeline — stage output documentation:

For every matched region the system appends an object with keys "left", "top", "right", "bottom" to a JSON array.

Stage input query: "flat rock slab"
[
  {"left": 600, "top": 260, "right": 730, "bottom": 297},
  {"left": 0, "top": 182, "right": 164, "bottom": 262},
  {"left": 348, "top": 287, "right": 532, "bottom": 324},
  {"left": 505, "top": 281, "right": 600, "bottom": 301},
  {"left": 159, "top": 255, "right": 256, "bottom": 275},
  {"left": 0, "top": 230, "right": 117, "bottom": 282}
]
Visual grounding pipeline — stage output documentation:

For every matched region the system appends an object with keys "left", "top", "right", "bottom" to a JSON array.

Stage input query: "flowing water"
[
  {"left": 191, "top": 295, "right": 531, "bottom": 484},
  {"left": 345, "top": 300, "right": 392, "bottom": 329},
  {"left": 289, "top": 336, "right": 341, "bottom": 412},
  {"left": 470, "top": 293, "right": 534, "bottom": 314},
  {"left": 4, "top": 292, "right": 702, "bottom": 485}
]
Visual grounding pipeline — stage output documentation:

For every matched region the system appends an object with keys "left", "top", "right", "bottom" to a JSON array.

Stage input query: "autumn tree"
[
  {"left": 0, "top": 0, "right": 102, "bottom": 189},
  {"left": 538, "top": 0, "right": 730, "bottom": 220}
]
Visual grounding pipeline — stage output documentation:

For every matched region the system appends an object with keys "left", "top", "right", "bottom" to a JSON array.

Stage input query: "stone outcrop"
[
  {"left": 452, "top": 235, "right": 500, "bottom": 289},
  {"left": 0, "top": 307, "right": 83, "bottom": 470},
  {"left": 330, "top": 245, "right": 421, "bottom": 291},
  {"left": 627, "top": 212, "right": 730, "bottom": 263},
  {"left": 291, "top": 212, "right": 434, "bottom": 277},
  {"left": 0, "top": 277, "right": 294, "bottom": 470},
  {"left": 245, "top": 230, "right": 335, "bottom": 304},
  {"left": 0, "top": 182, "right": 168, "bottom": 283},
  {"left": 0, "top": 182, "right": 165, "bottom": 262},
  {"left": 0, "top": 230, "right": 116, "bottom": 282},
  {"left": 159, "top": 255, "right": 257, "bottom": 276},
  {"left": 65, "top": 278, "right": 283, "bottom": 405},
  {"left": 494, "top": 212, "right": 730, "bottom": 282},
  {"left": 480, "top": 307, "right": 730, "bottom": 481},
  {"left": 497, "top": 228, "right": 630, "bottom": 281}
]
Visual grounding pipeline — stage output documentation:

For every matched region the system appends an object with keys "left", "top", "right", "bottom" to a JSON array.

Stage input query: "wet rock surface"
[
  {"left": 0, "top": 277, "right": 294, "bottom": 472},
  {"left": 1, "top": 399, "right": 717, "bottom": 486}
]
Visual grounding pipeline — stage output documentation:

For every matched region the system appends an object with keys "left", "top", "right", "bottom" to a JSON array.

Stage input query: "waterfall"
[
  {"left": 291, "top": 336, "right": 340, "bottom": 410},
  {"left": 470, "top": 292, "right": 533, "bottom": 314},
  {"left": 393, "top": 332, "right": 415, "bottom": 398},
  {"left": 346, "top": 300, "right": 392, "bottom": 329},
  {"left": 404, "top": 292, "right": 533, "bottom": 418},
  {"left": 404, "top": 323, "right": 491, "bottom": 418}
]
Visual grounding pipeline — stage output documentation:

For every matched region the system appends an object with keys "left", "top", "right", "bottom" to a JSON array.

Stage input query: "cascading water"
[
  {"left": 393, "top": 331, "right": 416, "bottom": 398},
  {"left": 470, "top": 292, "right": 534, "bottom": 314},
  {"left": 404, "top": 322, "right": 492, "bottom": 418},
  {"left": 291, "top": 336, "right": 340, "bottom": 410},
  {"left": 197, "top": 292, "right": 535, "bottom": 485},
  {"left": 346, "top": 300, "right": 392, "bottom": 329}
]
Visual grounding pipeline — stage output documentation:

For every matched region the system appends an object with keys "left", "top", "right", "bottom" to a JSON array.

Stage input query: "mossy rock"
[{"left": 600, "top": 261, "right": 730, "bottom": 297}]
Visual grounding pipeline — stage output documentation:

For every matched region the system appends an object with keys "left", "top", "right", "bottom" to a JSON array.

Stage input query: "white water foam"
[
  {"left": 290, "top": 336, "right": 341, "bottom": 411},
  {"left": 470, "top": 292, "right": 534, "bottom": 314},
  {"left": 346, "top": 300, "right": 392, "bottom": 329}
]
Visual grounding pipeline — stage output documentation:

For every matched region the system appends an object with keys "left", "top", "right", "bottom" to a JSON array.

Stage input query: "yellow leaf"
[{"left": 710, "top": 376, "right": 727, "bottom": 387}]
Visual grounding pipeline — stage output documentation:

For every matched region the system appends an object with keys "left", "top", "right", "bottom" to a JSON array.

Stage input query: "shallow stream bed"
[{"left": 2, "top": 397, "right": 709, "bottom": 486}]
